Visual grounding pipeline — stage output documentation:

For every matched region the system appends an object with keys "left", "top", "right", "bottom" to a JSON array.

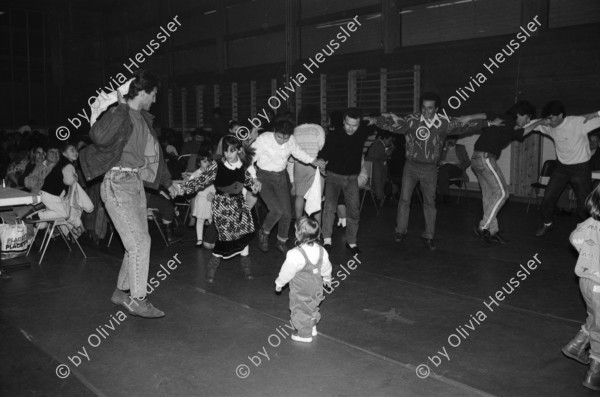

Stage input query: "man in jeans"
[
  {"left": 80, "top": 70, "right": 178, "bottom": 318},
  {"left": 471, "top": 101, "right": 539, "bottom": 244},
  {"left": 534, "top": 102, "right": 600, "bottom": 237},
  {"left": 320, "top": 108, "right": 378, "bottom": 255},
  {"left": 370, "top": 93, "right": 502, "bottom": 250},
  {"left": 251, "top": 119, "right": 325, "bottom": 253}
]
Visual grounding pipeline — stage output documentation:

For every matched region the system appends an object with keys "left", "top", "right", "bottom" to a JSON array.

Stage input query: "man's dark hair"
[
  {"left": 344, "top": 108, "right": 362, "bottom": 121},
  {"left": 46, "top": 140, "right": 61, "bottom": 151},
  {"left": 421, "top": 92, "right": 442, "bottom": 109},
  {"left": 298, "top": 104, "right": 321, "bottom": 125},
  {"left": 272, "top": 119, "right": 296, "bottom": 136},
  {"left": 507, "top": 100, "right": 536, "bottom": 119},
  {"left": 124, "top": 70, "right": 159, "bottom": 100},
  {"left": 377, "top": 131, "right": 392, "bottom": 140},
  {"left": 541, "top": 100, "right": 566, "bottom": 118}
]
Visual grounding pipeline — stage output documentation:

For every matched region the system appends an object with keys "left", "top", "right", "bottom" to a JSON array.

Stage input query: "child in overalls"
[
  {"left": 275, "top": 216, "right": 332, "bottom": 342},
  {"left": 564, "top": 185, "right": 600, "bottom": 391}
]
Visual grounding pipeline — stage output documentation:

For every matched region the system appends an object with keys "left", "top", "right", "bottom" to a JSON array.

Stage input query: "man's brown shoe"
[{"left": 122, "top": 297, "right": 165, "bottom": 318}]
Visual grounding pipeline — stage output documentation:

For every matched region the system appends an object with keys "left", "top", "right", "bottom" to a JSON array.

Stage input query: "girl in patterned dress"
[{"left": 183, "top": 135, "right": 261, "bottom": 283}]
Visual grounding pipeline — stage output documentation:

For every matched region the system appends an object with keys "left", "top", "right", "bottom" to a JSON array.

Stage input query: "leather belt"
[{"left": 111, "top": 167, "right": 139, "bottom": 173}]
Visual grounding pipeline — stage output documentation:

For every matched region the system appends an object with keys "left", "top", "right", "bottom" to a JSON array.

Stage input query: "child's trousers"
[
  {"left": 290, "top": 274, "right": 323, "bottom": 338},
  {"left": 580, "top": 278, "right": 600, "bottom": 361}
]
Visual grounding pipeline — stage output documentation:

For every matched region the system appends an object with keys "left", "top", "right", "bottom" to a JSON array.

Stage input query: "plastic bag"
[{"left": 0, "top": 221, "right": 31, "bottom": 260}]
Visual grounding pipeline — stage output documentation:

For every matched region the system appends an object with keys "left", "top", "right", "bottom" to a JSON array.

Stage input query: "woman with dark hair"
[{"left": 182, "top": 135, "right": 262, "bottom": 283}]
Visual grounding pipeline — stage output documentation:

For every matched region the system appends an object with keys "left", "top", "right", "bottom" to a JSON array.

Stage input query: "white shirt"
[
  {"left": 535, "top": 116, "right": 600, "bottom": 165},
  {"left": 251, "top": 132, "right": 314, "bottom": 172},
  {"left": 275, "top": 244, "right": 332, "bottom": 288}
]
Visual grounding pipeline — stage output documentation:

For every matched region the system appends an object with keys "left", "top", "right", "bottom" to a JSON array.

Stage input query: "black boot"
[
  {"left": 583, "top": 359, "right": 600, "bottom": 391},
  {"left": 240, "top": 256, "right": 254, "bottom": 280},
  {"left": 562, "top": 330, "right": 590, "bottom": 365},
  {"left": 165, "top": 223, "right": 182, "bottom": 244},
  {"left": 206, "top": 256, "right": 221, "bottom": 284}
]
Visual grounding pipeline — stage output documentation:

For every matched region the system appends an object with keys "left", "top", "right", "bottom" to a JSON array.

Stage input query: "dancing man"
[
  {"left": 80, "top": 70, "right": 178, "bottom": 318},
  {"left": 369, "top": 92, "right": 503, "bottom": 250}
]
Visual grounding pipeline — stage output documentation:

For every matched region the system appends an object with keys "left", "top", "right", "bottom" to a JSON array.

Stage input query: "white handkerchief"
[{"left": 89, "top": 79, "right": 134, "bottom": 126}]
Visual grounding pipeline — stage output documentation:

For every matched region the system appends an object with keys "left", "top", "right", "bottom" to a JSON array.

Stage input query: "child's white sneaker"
[
  {"left": 312, "top": 326, "right": 317, "bottom": 336},
  {"left": 291, "top": 334, "right": 313, "bottom": 343}
]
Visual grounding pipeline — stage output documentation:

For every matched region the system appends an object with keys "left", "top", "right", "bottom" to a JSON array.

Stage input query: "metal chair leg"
[
  {"left": 27, "top": 224, "right": 41, "bottom": 256},
  {"left": 56, "top": 224, "right": 72, "bottom": 251},
  {"left": 151, "top": 213, "right": 169, "bottom": 246},
  {"left": 370, "top": 190, "right": 379, "bottom": 214},
  {"left": 69, "top": 229, "right": 87, "bottom": 258},
  {"left": 39, "top": 222, "right": 57, "bottom": 265}
]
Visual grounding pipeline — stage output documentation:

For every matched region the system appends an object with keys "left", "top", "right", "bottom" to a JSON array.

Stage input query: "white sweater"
[{"left": 275, "top": 243, "right": 332, "bottom": 289}]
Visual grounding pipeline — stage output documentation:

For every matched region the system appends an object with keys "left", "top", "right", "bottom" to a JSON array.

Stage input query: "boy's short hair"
[
  {"left": 272, "top": 120, "right": 296, "bottom": 136},
  {"left": 542, "top": 100, "right": 566, "bottom": 118}
]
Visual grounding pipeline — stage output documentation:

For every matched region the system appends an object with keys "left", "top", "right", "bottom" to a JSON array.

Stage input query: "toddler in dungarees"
[{"left": 275, "top": 216, "right": 332, "bottom": 342}]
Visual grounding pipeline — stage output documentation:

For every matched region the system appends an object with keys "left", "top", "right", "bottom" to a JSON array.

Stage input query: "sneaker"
[
  {"left": 121, "top": 297, "right": 165, "bottom": 318},
  {"left": 345, "top": 243, "right": 361, "bottom": 255},
  {"left": 488, "top": 233, "right": 508, "bottom": 244},
  {"left": 423, "top": 238, "right": 436, "bottom": 251},
  {"left": 110, "top": 288, "right": 129, "bottom": 305},
  {"left": 535, "top": 223, "right": 554, "bottom": 237},
  {"left": 394, "top": 232, "right": 406, "bottom": 243},
  {"left": 312, "top": 325, "right": 318, "bottom": 337},
  {"left": 291, "top": 333, "right": 313, "bottom": 343},
  {"left": 258, "top": 229, "right": 269, "bottom": 252},
  {"left": 276, "top": 239, "right": 288, "bottom": 254}
]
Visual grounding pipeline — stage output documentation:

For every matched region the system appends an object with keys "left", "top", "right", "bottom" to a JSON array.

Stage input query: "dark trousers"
[
  {"left": 437, "top": 164, "right": 463, "bottom": 196},
  {"left": 257, "top": 169, "right": 292, "bottom": 241},
  {"left": 541, "top": 161, "right": 591, "bottom": 223}
]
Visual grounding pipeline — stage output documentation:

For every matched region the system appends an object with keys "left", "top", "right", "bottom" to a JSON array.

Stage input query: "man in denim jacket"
[{"left": 80, "top": 70, "right": 177, "bottom": 318}]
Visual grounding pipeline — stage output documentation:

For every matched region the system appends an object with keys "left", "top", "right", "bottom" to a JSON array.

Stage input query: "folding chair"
[
  {"left": 107, "top": 208, "right": 169, "bottom": 247},
  {"left": 26, "top": 212, "right": 87, "bottom": 265},
  {"left": 174, "top": 198, "right": 191, "bottom": 226},
  {"left": 448, "top": 171, "right": 469, "bottom": 204},
  {"left": 527, "top": 160, "right": 557, "bottom": 213},
  {"left": 360, "top": 161, "right": 379, "bottom": 214}
]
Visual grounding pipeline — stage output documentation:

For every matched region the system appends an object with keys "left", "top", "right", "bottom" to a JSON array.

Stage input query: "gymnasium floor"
[{"left": 0, "top": 196, "right": 595, "bottom": 396}]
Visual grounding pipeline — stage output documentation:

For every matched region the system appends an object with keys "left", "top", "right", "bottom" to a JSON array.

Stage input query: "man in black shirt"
[
  {"left": 319, "top": 108, "right": 373, "bottom": 254},
  {"left": 472, "top": 101, "right": 539, "bottom": 244}
]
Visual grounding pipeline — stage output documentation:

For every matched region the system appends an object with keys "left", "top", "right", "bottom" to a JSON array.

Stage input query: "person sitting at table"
[
  {"left": 24, "top": 142, "right": 85, "bottom": 237},
  {"left": 6, "top": 144, "right": 33, "bottom": 187},
  {"left": 23, "top": 145, "right": 59, "bottom": 194}
]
